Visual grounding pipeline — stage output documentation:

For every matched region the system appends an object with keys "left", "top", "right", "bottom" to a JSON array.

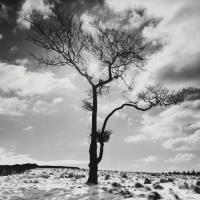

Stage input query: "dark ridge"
[
  {"left": 38, "top": 165, "right": 80, "bottom": 170},
  {"left": 0, "top": 163, "right": 38, "bottom": 176},
  {"left": 0, "top": 163, "right": 80, "bottom": 176}
]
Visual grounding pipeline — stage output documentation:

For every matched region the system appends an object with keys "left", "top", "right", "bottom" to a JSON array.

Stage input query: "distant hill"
[{"left": 0, "top": 163, "right": 80, "bottom": 176}]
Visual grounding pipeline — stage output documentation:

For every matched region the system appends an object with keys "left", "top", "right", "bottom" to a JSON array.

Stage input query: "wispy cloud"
[
  {"left": 52, "top": 97, "right": 64, "bottom": 104},
  {"left": 24, "top": 126, "right": 33, "bottom": 131},
  {"left": 165, "top": 153, "right": 195, "bottom": 163},
  {"left": 125, "top": 134, "right": 147, "bottom": 143},
  {"left": 32, "top": 99, "right": 64, "bottom": 114},
  {"left": 135, "top": 156, "right": 157, "bottom": 163},
  {"left": 162, "top": 130, "right": 200, "bottom": 151}
]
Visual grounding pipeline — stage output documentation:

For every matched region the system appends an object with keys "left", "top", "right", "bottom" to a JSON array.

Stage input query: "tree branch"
[
  {"left": 26, "top": 12, "right": 95, "bottom": 86},
  {"left": 97, "top": 85, "right": 183, "bottom": 163},
  {"left": 97, "top": 102, "right": 153, "bottom": 163}
]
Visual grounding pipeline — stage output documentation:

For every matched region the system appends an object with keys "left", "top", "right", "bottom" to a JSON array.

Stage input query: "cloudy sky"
[{"left": 0, "top": 0, "right": 200, "bottom": 172}]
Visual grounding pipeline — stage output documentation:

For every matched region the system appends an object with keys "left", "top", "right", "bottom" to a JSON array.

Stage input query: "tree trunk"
[
  {"left": 86, "top": 87, "right": 98, "bottom": 184},
  {"left": 97, "top": 142, "right": 104, "bottom": 164}
]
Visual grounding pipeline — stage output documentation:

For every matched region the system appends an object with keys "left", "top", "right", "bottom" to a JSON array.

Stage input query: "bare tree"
[{"left": 26, "top": 9, "right": 182, "bottom": 184}]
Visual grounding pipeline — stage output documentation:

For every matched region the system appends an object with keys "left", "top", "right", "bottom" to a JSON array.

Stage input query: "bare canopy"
[{"left": 26, "top": 8, "right": 182, "bottom": 184}]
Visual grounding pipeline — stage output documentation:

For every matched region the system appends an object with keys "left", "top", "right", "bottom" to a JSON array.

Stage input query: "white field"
[{"left": 0, "top": 168, "right": 199, "bottom": 200}]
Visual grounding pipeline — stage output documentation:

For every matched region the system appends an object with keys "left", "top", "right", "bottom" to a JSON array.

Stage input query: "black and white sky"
[{"left": 0, "top": 0, "right": 200, "bottom": 172}]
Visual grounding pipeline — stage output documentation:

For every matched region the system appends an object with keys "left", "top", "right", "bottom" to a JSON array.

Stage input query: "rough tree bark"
[{"left": 86, "top": 87, "right": 98, "bottom": 184}]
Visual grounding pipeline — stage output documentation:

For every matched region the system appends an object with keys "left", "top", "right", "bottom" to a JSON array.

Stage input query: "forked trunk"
[{"left": 86, "top": 87, "right": 98, "bottom": 184}]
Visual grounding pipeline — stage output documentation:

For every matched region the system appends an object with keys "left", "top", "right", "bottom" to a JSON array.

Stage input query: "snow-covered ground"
[{"left": 0, "top": 168, "right": 199, "bottom": 199}]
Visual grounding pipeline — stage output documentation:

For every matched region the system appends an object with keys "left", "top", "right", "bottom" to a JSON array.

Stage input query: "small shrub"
[
  {"left": 105, "top": 174, "right": 110, "bottom": 180},
  {"left": 112, "top": 182, "right": 121, "bottom": 188},
  {"left": 41, "top": 174, "right": 49, "bottom": 179},
  {"left": 148, "top": 191, "right": 162, "bottom": 200},
  {"left": 67, "top": 173, "right": 74, "bottom": 178},
  {"left": 121, "top": 172, "right": 128, "bottom": 179},
  {"left": 144, "top": 178, "right": 151, "bottom": 184},
  {"left": 179, "top": 182, "right": 189, "bottom": 190},
  {"left": 135, "top": 182, "right": 144, "bottom": 188},
  {"left": 120, "top": 189, "right": 133, "bottom": 198},
  {"left": 160, "top": 178, "right": 168, "bottom": 183},
  {"left": 75, "top": 174, "right": 85, "bottom": 179},
  {"left": 168, "top": 178, "right": 174, "bottom": 182},
  {"left": 153, "top": 184, "right": 164, "bottom": 190}
]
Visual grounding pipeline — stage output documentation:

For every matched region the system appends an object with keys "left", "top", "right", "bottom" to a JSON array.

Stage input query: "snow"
[{"left": 0, "top": 168, "right": 199, "bottom": 199}]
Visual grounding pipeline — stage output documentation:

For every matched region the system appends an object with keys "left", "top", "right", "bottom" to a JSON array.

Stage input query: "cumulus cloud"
[
  {"left": 0, "top": 97, "right": 29, "bottom": 116},
  {"left": 32, "top": 100, "right": 53, "bottom": 114},
  {"left": 17, "top": 0, "right": 105, "bottom": 28},
  {"left": 0, "top": 62, "right": 75, "bottom": 97},
  {"left": 124, "top": 86, "right": 200, "bottom": 154},
  {"left": 105, "top": 0, "right": 200, "bottom": 91},
  {"left": 146, "top": 0, "right": 200, "bottom": 89},
  {"left": 157, "top": 54, "right": 200, "bottom": 86},
  {"left": 0, "top": 62, "right": 75, "bottom": 116},
  {"left": 32, "top": 99, "right": 64, "bottom": 114},
  {"left": 162, "top": 130, "right": 200, "bottom": 151},
  {"left": 165, "top": 153, "right": 195, "bottom": 163},
  {"left": 52, "top": 97, "right": 64, "bottom": 104},
  {"left": 126, "top": 97, "right": 200, "bottom": 153},
  {"left": 17, "top": 0, "right": 53, "bottom": 28},
  {"left": 15, "top": 58, "right": 30, "bottom": 66},
  {"left": 134, "top": 105, "right": 188, "bottom": 141},
  {"left": 87, "top": 4, "right": 160, "bottom": 31}
]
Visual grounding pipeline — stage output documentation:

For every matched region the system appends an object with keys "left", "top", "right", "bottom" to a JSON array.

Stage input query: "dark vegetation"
[
  {"left": 0, "top": 163, "right": 79, "bottom": 176},
  {"left": 164, "top": 170, "right": 200, "bottom": 176}
]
